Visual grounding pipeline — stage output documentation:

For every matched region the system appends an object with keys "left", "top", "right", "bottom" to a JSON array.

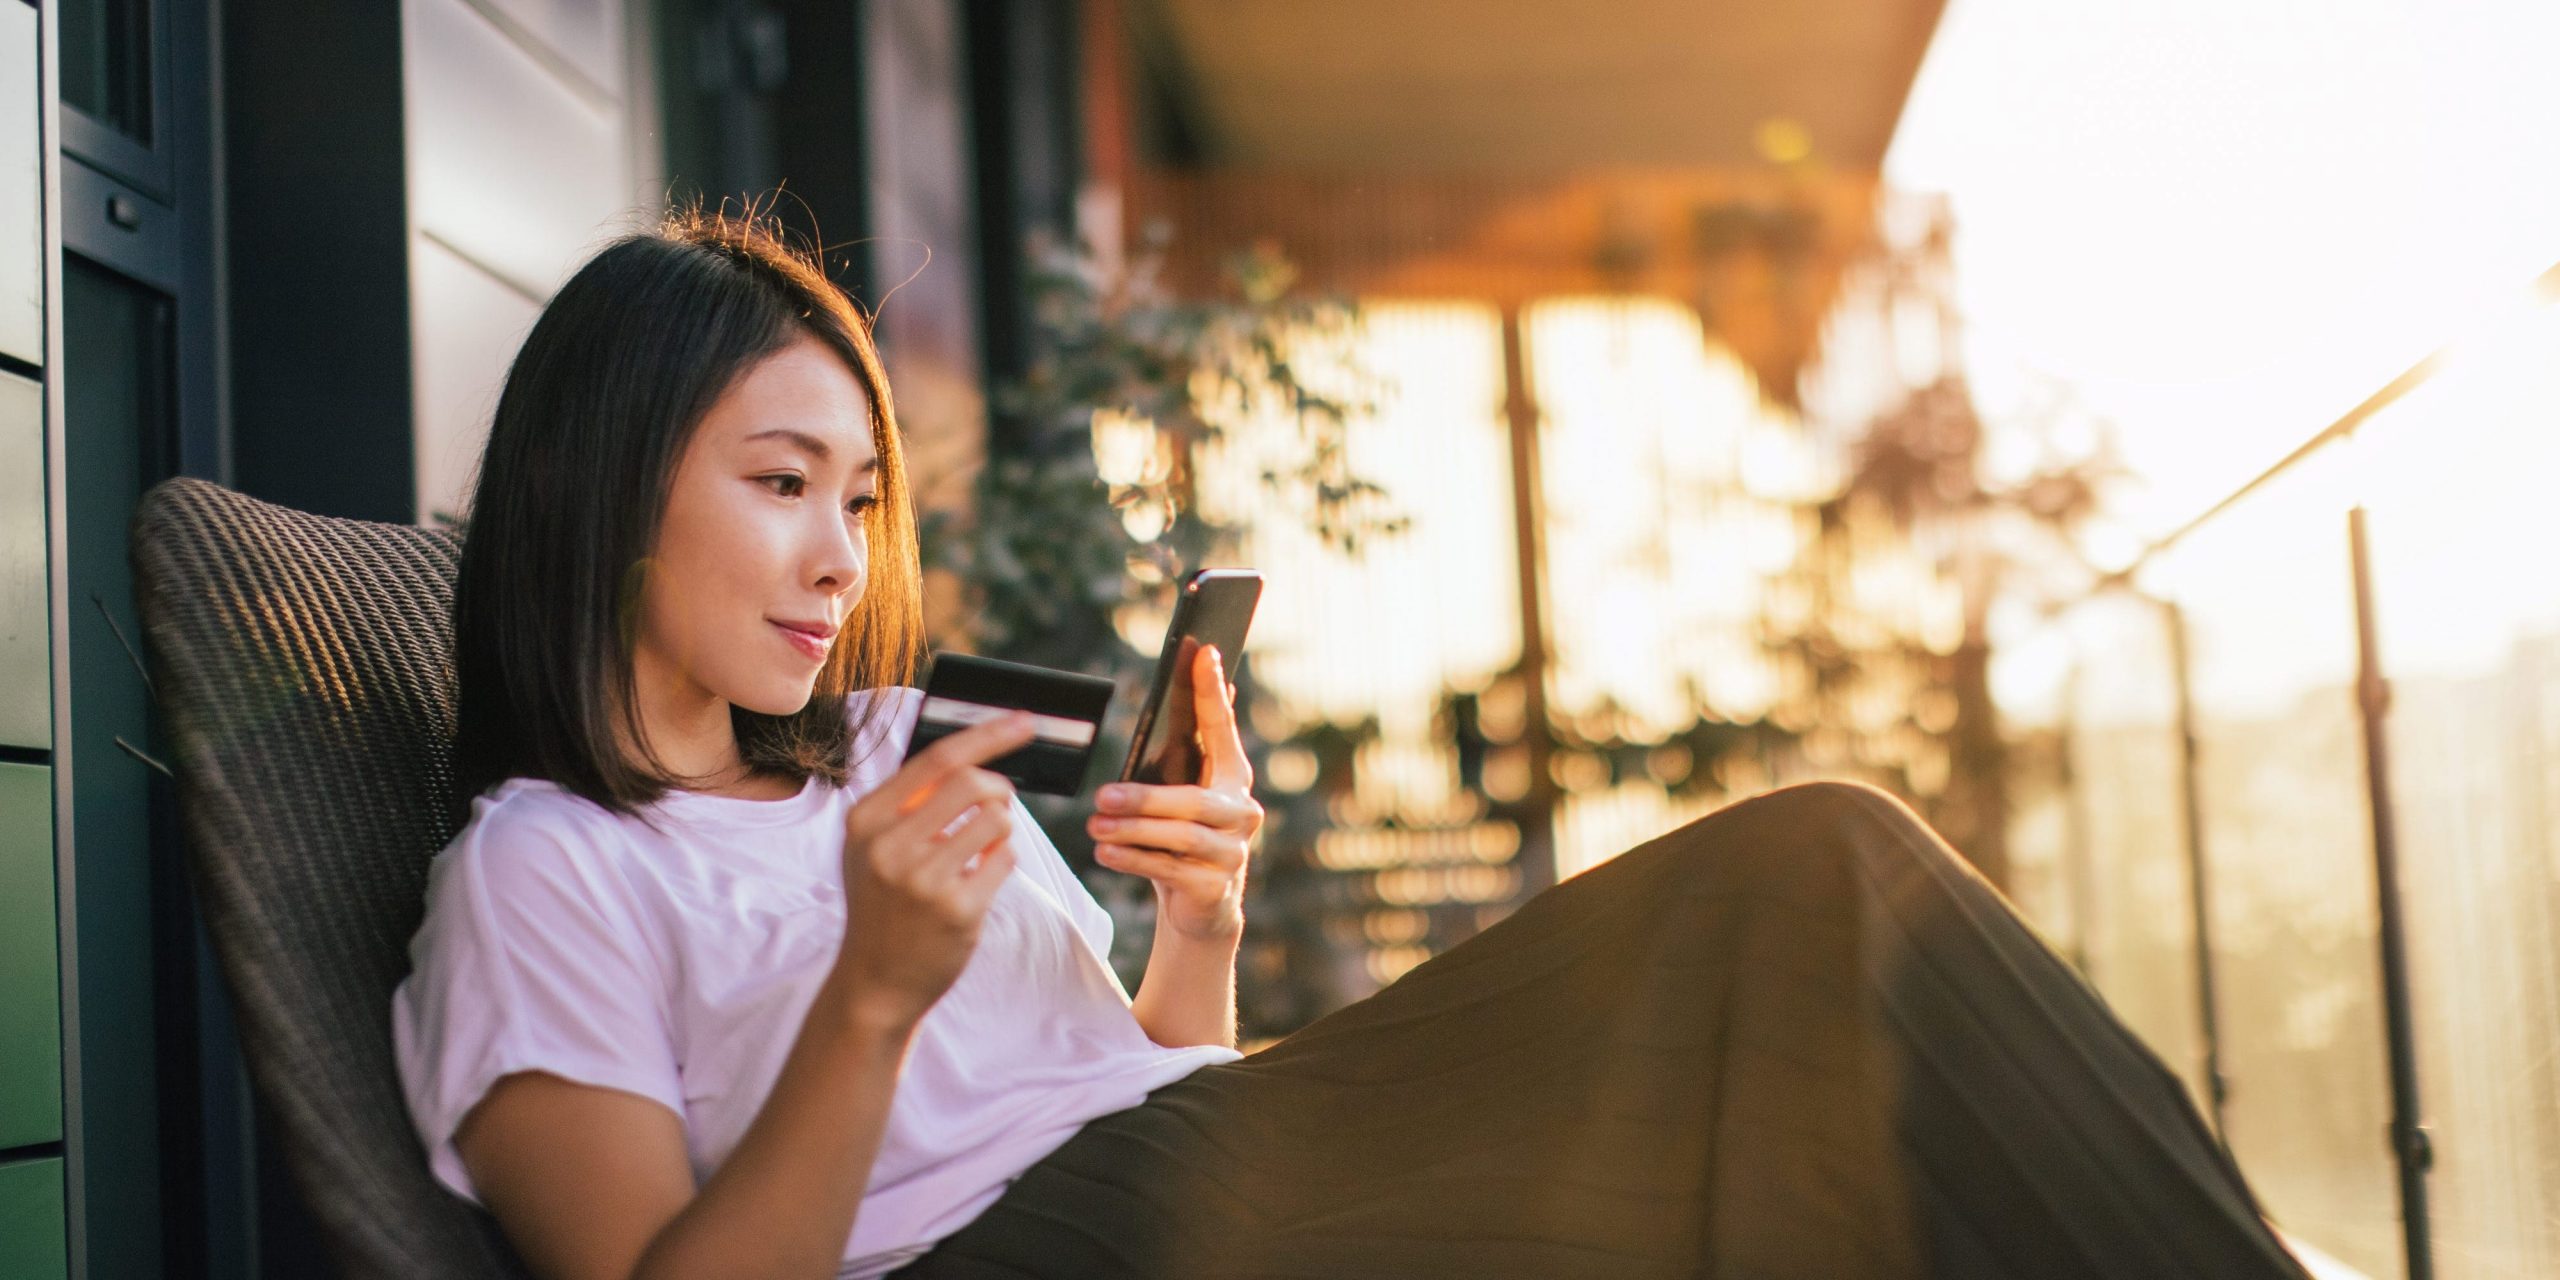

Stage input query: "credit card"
[{"left": 900, "top": 652, "right": 1117, "bottom": 796}]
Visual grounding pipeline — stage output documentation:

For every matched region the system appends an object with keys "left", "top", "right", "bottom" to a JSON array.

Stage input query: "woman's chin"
[{"left": 732, "top": 677, "right": 820, "bottom": 718}]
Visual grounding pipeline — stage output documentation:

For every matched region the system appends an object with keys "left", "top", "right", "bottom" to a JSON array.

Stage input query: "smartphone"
[{"left": 1119, "top": 568, "right": 1264, "bottom": 785}]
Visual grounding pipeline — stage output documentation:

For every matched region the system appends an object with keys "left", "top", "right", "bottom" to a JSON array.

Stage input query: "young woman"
[{"left": 391, "top": 207, "right": 2317, "bottom": 1280}]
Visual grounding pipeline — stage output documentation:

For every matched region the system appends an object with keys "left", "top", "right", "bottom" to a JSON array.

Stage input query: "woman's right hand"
[{"left": 832, "top": 710, "right": 1040, "bottom": 1033}]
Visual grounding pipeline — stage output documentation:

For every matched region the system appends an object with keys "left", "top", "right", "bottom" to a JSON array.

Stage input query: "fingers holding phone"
[
  {"left": 1090, "top": 644, "right": 1263, "bottom": 944},
  {"left": 1120, "top": 569, "right": 1261, "bottom": 787},
  {"left": 1190, "top": 644, "right": 1251, "bottom": 792}
]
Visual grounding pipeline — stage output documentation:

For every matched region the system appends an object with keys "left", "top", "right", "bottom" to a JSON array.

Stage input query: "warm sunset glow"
[
  {"left": 1178, "top": 302, "right": 1534, "bottom": 971},
  {"left": 1900, "top": 17, "right": 2560, "bottom": 1258},
  {"left": 1889, "top": 0, "right": 2560, "bottom": 554},
  {"left": 1525, "top": 297, "right": 1808, "bottom": 739},
  {"left": 1176, "top": 270, "right": 1992, "bottom": 914},
  {"left": 1189, "top": 302, "right": 1522, "bottom": 740}
]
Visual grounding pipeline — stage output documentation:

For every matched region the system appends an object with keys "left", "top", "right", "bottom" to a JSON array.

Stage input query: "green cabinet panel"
[
  {"left": 0, "top": 1157, "right": 67, "bottom": 1280},
  {"left": 0, "top": 372, "right": 46, "bottom": 751},
  {"left": 0, "top": 762, "right": 58, "bottom": 1149},
  {"left": 63, "top": 250, "right": 174, "bottom": 1280},
  {"left": 0, "top": 0, "right": 38, "bottom": 367}
]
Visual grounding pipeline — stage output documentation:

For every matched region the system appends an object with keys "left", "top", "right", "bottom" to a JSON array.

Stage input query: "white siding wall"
[{"left": 402, "top": 0, "right": 664, "bottom": 525}]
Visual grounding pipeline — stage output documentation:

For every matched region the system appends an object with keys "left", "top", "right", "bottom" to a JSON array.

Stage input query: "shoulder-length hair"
[{"left": 449, "top": 202, "right": 925, "bottom": 826}]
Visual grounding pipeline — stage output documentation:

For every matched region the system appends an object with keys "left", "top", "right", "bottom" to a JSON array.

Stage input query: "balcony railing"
[{"left": 1997, "top": 262, "right": 2560, "bottom": 1280}]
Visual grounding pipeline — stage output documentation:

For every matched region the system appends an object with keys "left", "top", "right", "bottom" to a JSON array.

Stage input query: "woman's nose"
[{"left": 810, "top": 515, "right": 866, "bottom": 594}]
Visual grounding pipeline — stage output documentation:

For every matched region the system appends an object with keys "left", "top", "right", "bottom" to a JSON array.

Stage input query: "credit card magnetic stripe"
[{"left": 916, "top": 695, "right": 1098, "bottom": 747}]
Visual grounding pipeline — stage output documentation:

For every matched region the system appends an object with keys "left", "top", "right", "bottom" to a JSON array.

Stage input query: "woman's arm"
[
  {"left": 458, "top": 976, "right": 916, "bottom": 1280},
  {"left": 1130, "top": 919, "right": 1241, "bottom": 1050},
  {"left": 635, "top": 983, "right": 914, "bottom": 1277},
  {"left": 1094, "top": 644, "right": 1258, "bottom": 1052}
]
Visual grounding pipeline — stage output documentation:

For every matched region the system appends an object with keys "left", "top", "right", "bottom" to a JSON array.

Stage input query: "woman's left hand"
[{"left": 1087, "top": 644, "right": 1261, "bottom": 944}]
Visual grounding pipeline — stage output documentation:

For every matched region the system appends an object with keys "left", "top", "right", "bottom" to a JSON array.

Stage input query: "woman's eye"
[{"left": 763, "top": 474, "right": 875, "bottom": 515}]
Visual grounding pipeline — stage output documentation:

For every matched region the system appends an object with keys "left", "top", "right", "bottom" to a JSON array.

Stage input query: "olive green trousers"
[{"left": 891, "top": 781, "right": 2311, "bottom": 1280}]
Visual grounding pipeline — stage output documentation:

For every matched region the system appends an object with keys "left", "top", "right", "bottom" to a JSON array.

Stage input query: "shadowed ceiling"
[{"left": 1131, "top": 0, "right": 1947, "bottom": 174}]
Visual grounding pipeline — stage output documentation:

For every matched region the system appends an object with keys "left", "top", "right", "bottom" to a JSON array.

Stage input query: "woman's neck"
[
  {"left": 622, "top": 652, "right": 759, "bottom": 793},
  {"left": 704, "top": 770, "right": 804, "bottom": 800}
]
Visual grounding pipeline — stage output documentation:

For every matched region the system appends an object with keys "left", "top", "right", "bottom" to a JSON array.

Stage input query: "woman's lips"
[{"left": 773, "top": 621, "right": 829, "bottom": 662}]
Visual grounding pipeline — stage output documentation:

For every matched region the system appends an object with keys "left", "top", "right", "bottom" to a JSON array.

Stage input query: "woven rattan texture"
[{"left": 129, "top": 476, "right": 530, "bottom": 1278}]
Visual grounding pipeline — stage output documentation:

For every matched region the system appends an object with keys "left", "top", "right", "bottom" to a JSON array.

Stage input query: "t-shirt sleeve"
[
  {"left": 1006, "top": 794, "right": 1116, "bottom": 962},
  {"left": 389, "top": 802, "right": 685, "bottom": 1205}
]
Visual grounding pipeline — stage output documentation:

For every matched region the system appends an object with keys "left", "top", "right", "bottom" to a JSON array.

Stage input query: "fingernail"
[
  {"left": 1099, "top": 784, "right": 1128, "bottom": 807},
  {"left": 1090, "top": 816, "right": 1122, "bottom": 833}
]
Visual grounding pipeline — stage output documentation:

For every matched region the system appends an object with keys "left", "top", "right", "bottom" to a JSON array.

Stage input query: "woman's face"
[{"left": 632, "top": 332, "right": 881, "bottom": 720}]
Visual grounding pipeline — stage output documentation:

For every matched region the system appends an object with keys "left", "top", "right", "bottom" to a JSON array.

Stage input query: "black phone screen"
[{"left": 1119, "top": 568, "right": 1263, "bottom": 785}]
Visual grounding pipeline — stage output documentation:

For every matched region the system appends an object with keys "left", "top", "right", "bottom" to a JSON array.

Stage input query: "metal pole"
[
  {"left": 2347, "top": 503, "right": 2434, "bottom": 1280},
  {"left": 2057, "top": 665, "right": 2098, "bottom": 978},
  {"left": 1498, "top": 303, "right": 1558, "bottom": 895},
  {"left": 2162, "top": 600, "right": 2232, "bottom": 1137}
]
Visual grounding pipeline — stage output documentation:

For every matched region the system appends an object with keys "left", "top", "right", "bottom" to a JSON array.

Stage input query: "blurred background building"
[{"left": 4, "top": 0, "right": 2557, "bottom": 1277}]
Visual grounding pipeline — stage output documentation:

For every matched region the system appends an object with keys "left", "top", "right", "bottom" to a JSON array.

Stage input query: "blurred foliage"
[
  {"left": 1768, "top": 371, "right": 2123, "bottom": 885},
  {"left": 919, "top": 221, "right": 1402, "bottom": 681}
]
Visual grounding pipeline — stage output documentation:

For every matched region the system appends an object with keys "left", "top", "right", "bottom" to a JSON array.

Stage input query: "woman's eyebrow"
[{"left": 744, "top": 427, "right": 881, "bottom": 472}]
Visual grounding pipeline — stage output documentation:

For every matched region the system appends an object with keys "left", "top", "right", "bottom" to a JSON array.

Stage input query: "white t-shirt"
[{"left": 390, "top": 685, "right": 1242, "bottom": 1278}]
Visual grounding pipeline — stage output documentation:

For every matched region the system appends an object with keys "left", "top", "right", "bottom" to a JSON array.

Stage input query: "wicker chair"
[{"left": 129, "top": 476, "right": 531, "bottom": 1278}]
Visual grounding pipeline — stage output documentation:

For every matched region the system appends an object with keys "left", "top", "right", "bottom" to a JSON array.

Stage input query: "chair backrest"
[{"left": 128, "top": 476, "right": 530, "bottom": 1278}]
